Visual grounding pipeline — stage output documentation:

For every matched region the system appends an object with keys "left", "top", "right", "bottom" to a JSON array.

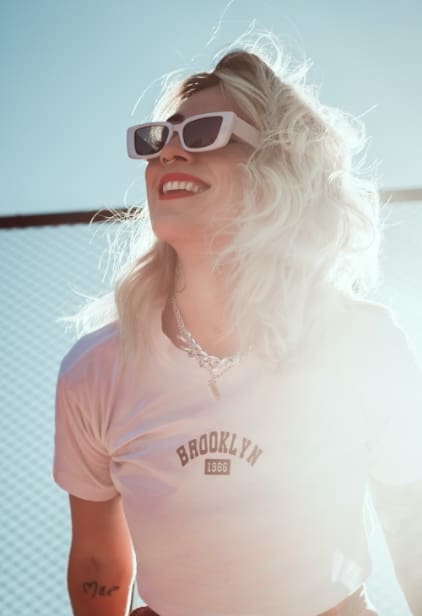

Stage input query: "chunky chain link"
[{"left": 171, "top": 296, "right": 241, "bottom": 399}]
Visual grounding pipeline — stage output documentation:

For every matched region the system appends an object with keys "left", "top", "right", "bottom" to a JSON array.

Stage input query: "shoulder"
[
  {"left": 335, "top": 294, "right": 402, "bottom": 340},
  {"left": 314, "top": 291, "right": 415, "bottom": 368},
  {"left": 311, "top": 288, "right": 397, "bottom": 344},
  {"left": 59, "top": 322, "right": 121, "bottom": 386},
  {"left": 334, "top": 295, "right": 420, "bottom": 375}
]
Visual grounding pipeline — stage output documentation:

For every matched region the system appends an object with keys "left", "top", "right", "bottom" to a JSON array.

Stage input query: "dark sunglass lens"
[
  {"left": 134, "top": 125, "right": 169, "bottom": 155},
  {"left": 183, "top": 116, "right": 223, "bottom": 148}
]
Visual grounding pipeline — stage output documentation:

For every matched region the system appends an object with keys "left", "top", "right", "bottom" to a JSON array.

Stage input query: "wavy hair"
[{"left": 68, "top": 32, "right": 384, "bottom": 367}]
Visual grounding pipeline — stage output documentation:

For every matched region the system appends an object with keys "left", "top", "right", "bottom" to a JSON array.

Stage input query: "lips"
[{"left": 158, "top": 172, "right": 210, "bottom": 198}]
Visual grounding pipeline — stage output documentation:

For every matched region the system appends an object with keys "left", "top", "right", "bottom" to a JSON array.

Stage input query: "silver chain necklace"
[{"left": 171, "top": 296, "right": 241, "bottom": 400}]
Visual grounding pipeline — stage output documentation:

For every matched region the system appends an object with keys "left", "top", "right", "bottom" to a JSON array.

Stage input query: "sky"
[{"left": 1, "top": 0, "right": 421, "bottom": 216}]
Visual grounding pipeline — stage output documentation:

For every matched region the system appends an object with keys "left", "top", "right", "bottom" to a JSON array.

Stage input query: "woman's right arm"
[{"left": 67, "top": 493, "right": 135, "bottom": 616}]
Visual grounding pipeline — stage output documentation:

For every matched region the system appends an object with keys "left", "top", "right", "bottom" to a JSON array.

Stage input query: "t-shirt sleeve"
[
  {"left": 53, "top": 372, "right": 119, "bottom": 501},
  {"left": 361, "top": 307, "right": 422, "bottom": 485}
]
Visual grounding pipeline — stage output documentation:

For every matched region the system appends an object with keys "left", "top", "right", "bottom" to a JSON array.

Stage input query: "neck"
[{"left": 162, "top": 256, "right": 239, "bottom": 358}]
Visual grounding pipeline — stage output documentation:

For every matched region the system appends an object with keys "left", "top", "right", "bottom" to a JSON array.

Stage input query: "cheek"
[
  {"left": 216, "top": 161, "right": 246, "bottom": 202},
  {"left": 145, "top": 164, "right": 158, "bottom": 200}
]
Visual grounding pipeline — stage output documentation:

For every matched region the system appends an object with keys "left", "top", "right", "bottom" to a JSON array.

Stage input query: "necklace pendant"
[{"left": 208, "top": 379, "right": 221, "bottom": 400}]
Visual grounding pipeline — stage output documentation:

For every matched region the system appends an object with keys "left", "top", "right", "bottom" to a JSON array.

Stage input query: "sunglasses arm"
[{"left": 233, "top": 116, "right": 261, "bottom": 148}]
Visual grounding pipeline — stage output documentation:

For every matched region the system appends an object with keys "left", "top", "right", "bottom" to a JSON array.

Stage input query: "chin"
[{"left": 151, "top": 217, "right": 201, "bottom": 246}]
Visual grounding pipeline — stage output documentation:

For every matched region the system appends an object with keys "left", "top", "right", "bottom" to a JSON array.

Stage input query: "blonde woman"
[{"left": 54, "top": 39, "right": 422, "bottom": 616}]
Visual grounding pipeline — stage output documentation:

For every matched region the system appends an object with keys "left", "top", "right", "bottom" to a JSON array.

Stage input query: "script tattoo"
[{"left": 83, "top": 580, "right": 120, "bottom": 598}]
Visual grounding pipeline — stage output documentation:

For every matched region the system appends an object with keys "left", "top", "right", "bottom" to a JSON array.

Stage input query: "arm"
[
  {"left": 68, "top": 493, "right": 135, "bottom": 616},
  {"left": 370, "top": 477, "right": 422, "bottom": 615}
]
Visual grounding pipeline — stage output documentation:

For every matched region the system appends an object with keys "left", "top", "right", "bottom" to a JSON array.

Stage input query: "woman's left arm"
[{"left": 370, "top": 477, "right": 422, "bottom": 615}]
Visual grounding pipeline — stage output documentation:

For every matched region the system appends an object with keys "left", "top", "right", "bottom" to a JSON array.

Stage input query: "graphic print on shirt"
[{"left": 176, "top": 430, "right": 263, "bottom": 475}]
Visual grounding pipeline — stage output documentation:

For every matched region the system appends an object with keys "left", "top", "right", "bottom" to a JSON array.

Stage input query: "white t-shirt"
[{"left": 53, "top": 293, "right": 422, "bottom": 616}]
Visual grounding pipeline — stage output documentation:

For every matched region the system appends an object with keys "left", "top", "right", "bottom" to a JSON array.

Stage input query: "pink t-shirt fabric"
[{"left": 53, "top": 293, "right": 422, "bottom": 616}]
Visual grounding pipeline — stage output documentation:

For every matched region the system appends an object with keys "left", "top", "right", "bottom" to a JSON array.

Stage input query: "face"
[{"left": 145, "top": 86, "right": 254, "bottom": 254}]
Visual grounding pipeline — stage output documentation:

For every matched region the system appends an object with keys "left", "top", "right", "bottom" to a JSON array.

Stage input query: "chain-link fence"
[{"left": 1, "top": 201, "right": 421, "bottom": 615}]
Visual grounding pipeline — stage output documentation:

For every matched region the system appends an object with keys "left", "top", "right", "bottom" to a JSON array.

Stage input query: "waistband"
[{"left": 130, "top": 584, "right": 377, "bottom": 616}]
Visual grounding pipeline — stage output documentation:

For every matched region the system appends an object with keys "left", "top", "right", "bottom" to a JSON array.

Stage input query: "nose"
[{"left": 159, "top": 132, "right": 193, "bottom": 166}]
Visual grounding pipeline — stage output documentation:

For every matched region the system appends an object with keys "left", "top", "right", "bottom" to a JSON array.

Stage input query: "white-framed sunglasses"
[{"left": 126, "top": 111, "right": 260, "bottom": 160}]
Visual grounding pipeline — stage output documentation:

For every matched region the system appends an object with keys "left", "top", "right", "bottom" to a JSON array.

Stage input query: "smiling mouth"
[{"left": 159, "top": 179, "right": 210, "bottom": 198}]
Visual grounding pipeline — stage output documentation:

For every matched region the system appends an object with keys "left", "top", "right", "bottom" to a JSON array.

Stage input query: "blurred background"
[{"left": 0, "top": 1, "right": 421, "bottom": 614}]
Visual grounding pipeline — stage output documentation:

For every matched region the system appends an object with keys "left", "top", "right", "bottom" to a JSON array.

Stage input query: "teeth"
[{"left": 162, "top": 180, "right": 206, "bottom": 194}]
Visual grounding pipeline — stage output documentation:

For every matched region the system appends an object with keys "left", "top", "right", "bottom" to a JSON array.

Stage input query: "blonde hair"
[{"left": 68, "top": 32, "right": 384, "bottom": 366}]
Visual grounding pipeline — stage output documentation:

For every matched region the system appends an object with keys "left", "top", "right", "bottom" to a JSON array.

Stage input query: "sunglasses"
[{"left": 126, "top": 111, "right": 260, "bottom": 160}]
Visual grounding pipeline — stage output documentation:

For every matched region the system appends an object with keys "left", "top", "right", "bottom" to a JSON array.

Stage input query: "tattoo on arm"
[{"left": 83, "top": 580, "right": 120, "bottom": 598}]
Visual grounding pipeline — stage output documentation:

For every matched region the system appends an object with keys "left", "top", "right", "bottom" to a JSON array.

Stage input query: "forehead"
[{"left": 168, "top": 85, "right": 236, "bottom": 122}]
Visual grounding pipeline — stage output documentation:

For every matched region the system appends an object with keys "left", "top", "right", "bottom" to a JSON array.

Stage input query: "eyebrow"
[{"left": 166, "top": 112, "right": 185, "bottom": 124}]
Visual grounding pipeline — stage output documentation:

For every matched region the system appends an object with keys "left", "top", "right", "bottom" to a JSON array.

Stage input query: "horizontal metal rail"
[
  {"left": 1, "top": 187, "right": 421, "bottom": 229},
  {"left": 0, "top": 208, "right": 128, "bottom": 229}
]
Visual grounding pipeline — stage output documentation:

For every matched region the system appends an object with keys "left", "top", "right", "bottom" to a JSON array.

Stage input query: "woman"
[{"left": 54, "top": 38, "right": 422, "bottom": 616}]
